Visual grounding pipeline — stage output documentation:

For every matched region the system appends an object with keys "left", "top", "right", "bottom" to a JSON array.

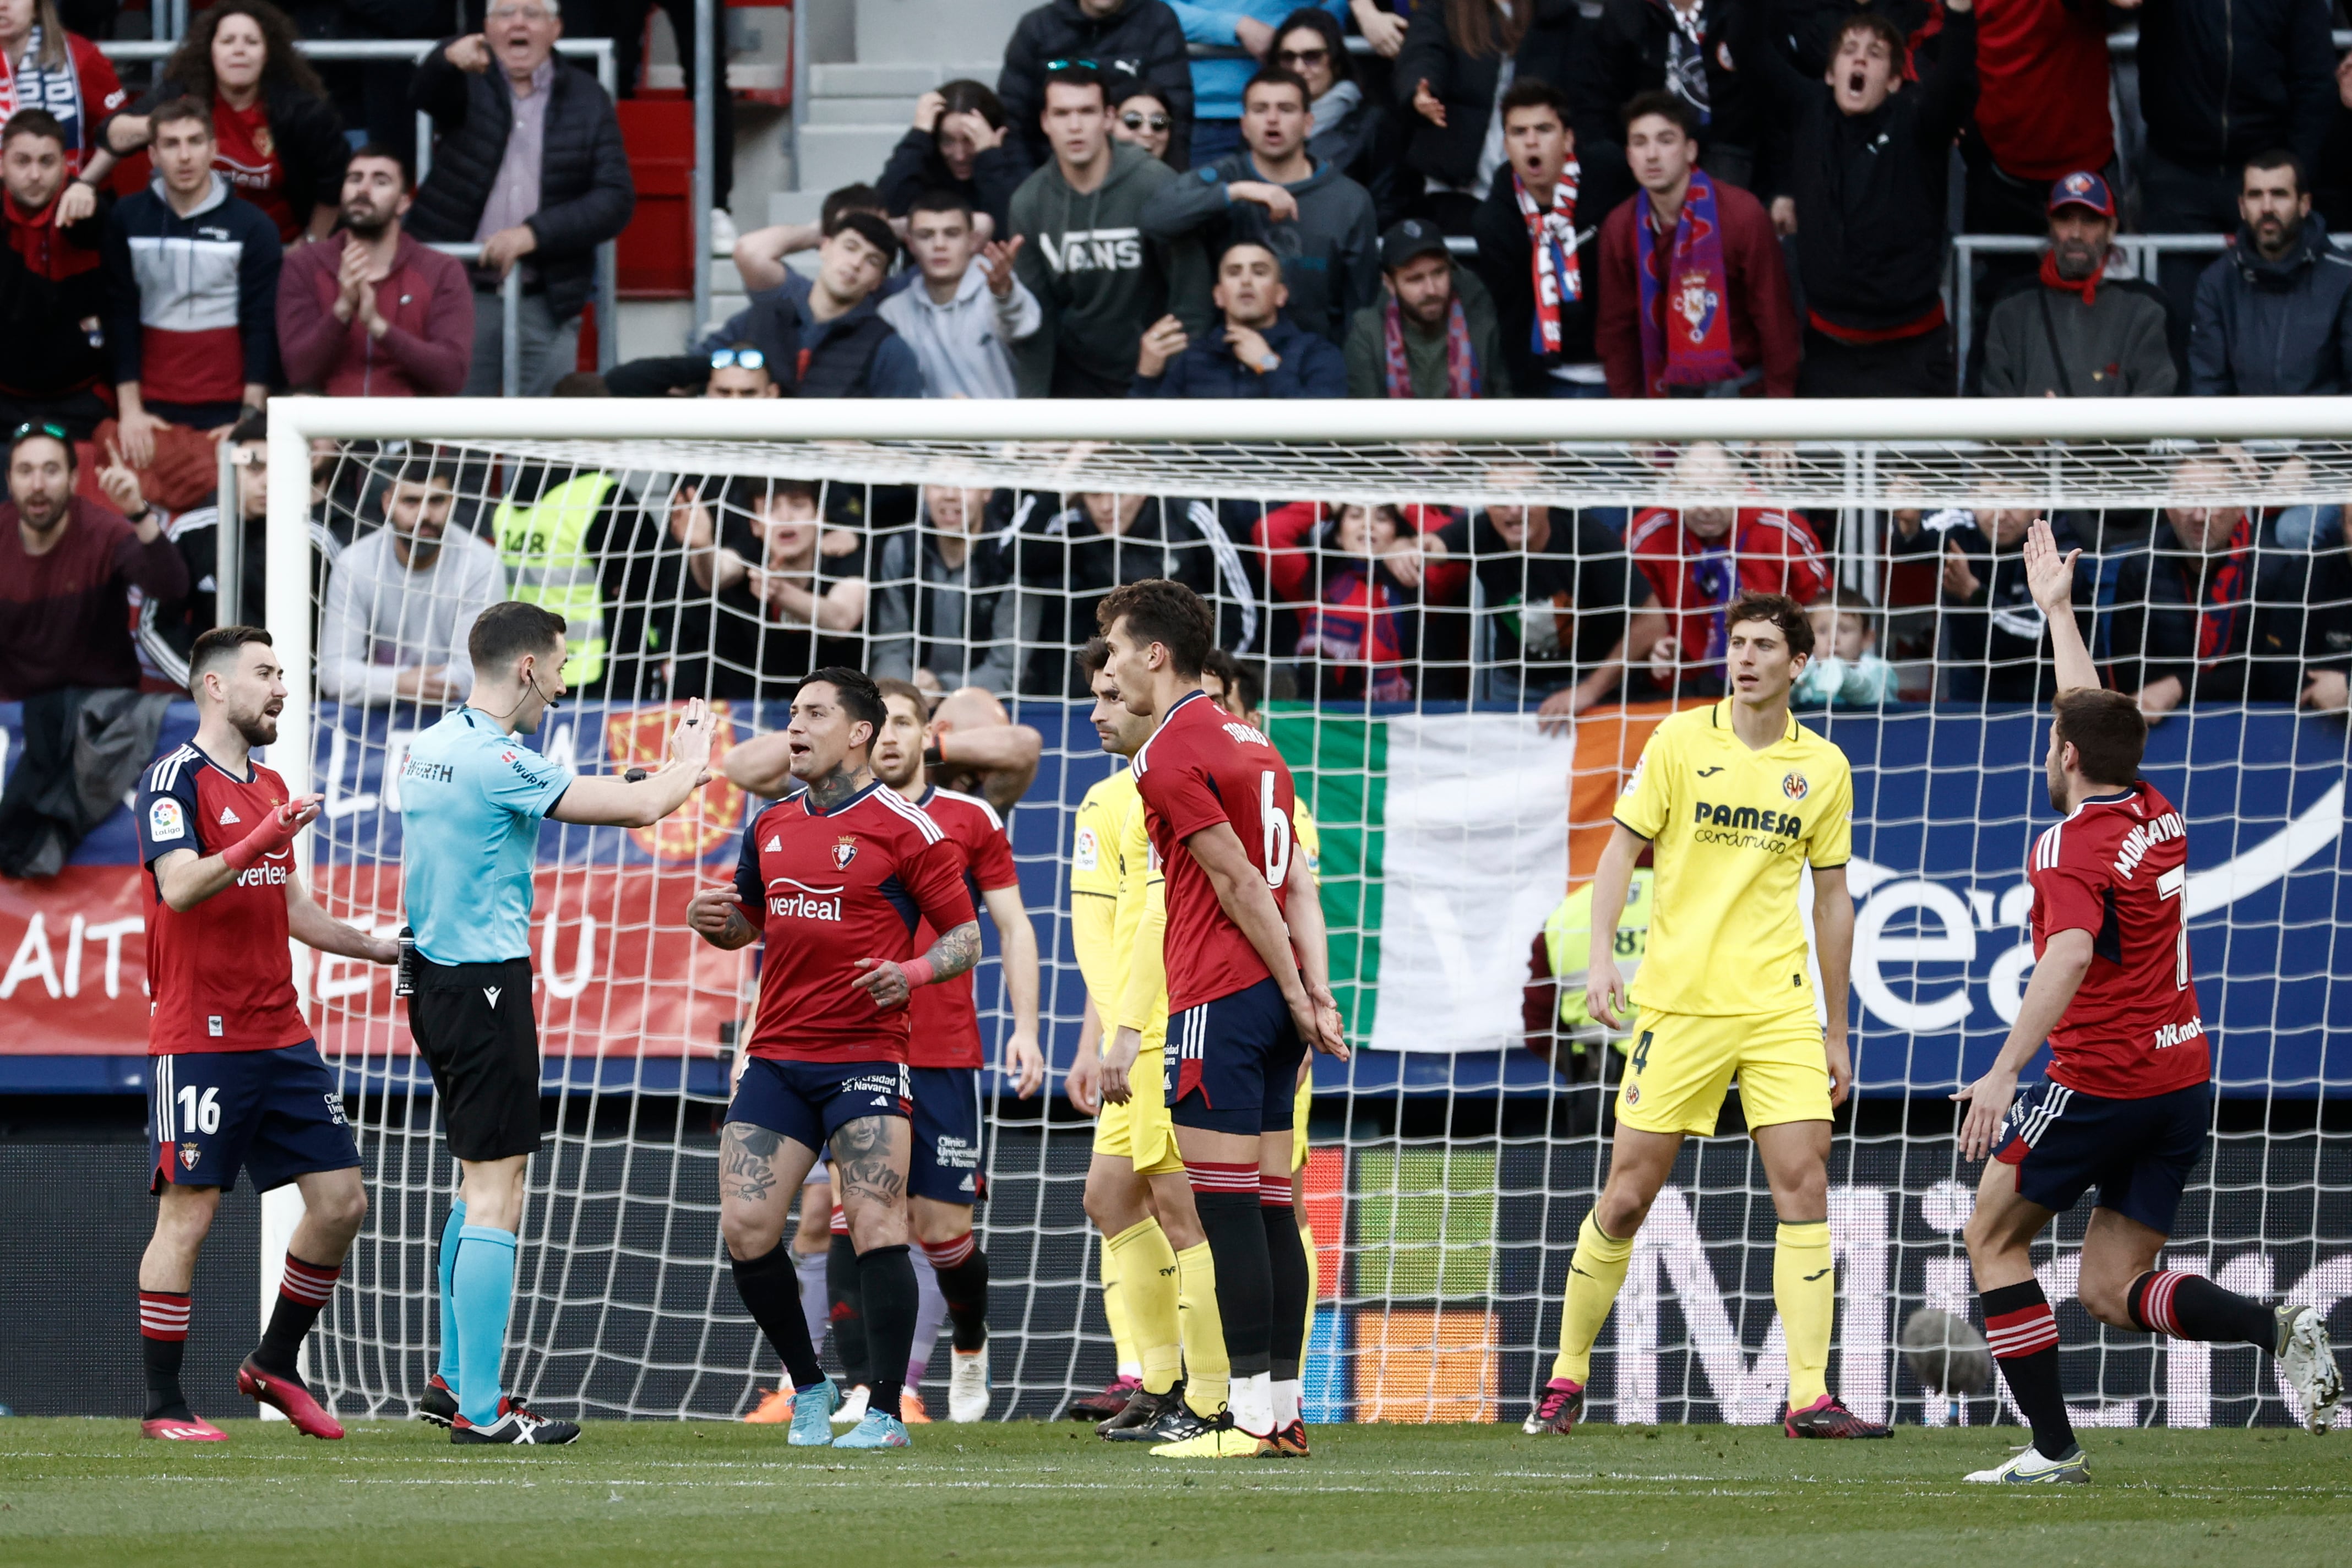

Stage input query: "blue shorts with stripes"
[
  {"left": 1164, "top": 976, "right": 1304, "bottom": 1137},
  {"left": 909, "top": 1066, "right": 985, "bottom": 1204},
  {"left": 1994, "top": 1077, "right": 2212, "bottom": 1234},
  {"left": 147, "top": 1043, "right": 360, "bottom": 1195}
]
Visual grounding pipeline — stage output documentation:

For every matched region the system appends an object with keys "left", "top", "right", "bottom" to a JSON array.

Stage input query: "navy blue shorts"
[
  {"left": 1995, "top": 1077, "right": 2212, "bottom": 1234},
  {"left": 728, "top": 1057, "right": 911, "bottom": 1155},
  {"left": 1166, "top": 976, "right": 1305, "bottom": 1137},
  {"left": 908, "top": 1066, "right": 986, "bottom": 1205},
  {"left": 148, "top": 1043, "right": 359, "bottom": 1195}
]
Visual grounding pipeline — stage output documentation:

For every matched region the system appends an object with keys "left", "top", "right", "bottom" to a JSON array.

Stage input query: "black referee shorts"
[{"left": 406, "top": 955, "right": 544, "bottom": 1162}]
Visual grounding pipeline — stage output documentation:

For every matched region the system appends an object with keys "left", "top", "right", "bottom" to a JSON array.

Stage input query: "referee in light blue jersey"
[{"left": 398, "top": 599, "right": 714, "bottom": 1446}]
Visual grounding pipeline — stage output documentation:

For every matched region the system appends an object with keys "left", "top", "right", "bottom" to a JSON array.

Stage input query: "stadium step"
[
  {"left": 851, "top": 0, "right": 1028, "bottom": 67},
  {"left": 794, "top": 125, "right": 916, "bottom": 198}
]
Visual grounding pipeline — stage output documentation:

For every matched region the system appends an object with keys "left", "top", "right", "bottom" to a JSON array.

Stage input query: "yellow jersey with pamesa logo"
[{"left": 1610, "top": 699, "right": 1852, "bottom": 1018}]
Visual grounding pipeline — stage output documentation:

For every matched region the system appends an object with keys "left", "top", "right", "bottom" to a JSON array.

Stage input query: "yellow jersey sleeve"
[
  {"left": 1114, "top": 783, "right": 1170, "bottom": 1050},
  {"left": 1614, "top": 722, "right": 1678, "bottom": 840},
  {"left": 1291, "top": 800, "right": 1321, "bottom": 886},
  {"left": 1069, "top": 773, "right": 1133, "bottom": 1013},
  {"left": 1805, "top": 746, "right": 1853, "bottom": 869}
]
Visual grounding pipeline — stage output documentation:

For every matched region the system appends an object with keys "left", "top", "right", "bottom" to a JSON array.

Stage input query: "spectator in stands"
[
  {"left": 135, "top": 411, "right": 274, "bottom": 688},
  {"left": 1745, "top": 0, "right": 1977, "bottom": 396},
  {"left": 727, "top": 181, "right": 883, "bottom": 303},
  {"left": 879, "top": 80, "right": 1033, "bottom": 239},
  {"left": 317, "top": 458, "right": 503, "bottom": 707},
  {"left": 1273, "top": 7, "right": 1399, "bottom": 225},
  {"left": 1172, "top": 0, "right": 1343, "bottom": 168},
  {"left": 1259, "top": 498, "right": 1424, "bottom": 700},
  {"left": 104, "top": 0, "right": 346, "bottom": 245},
  {"left": 2190, "top": 151, "right": 2352, "bottom": 398},
  {"left": 0, "top": 0, "right": 127, "bottom": 188},
  {"left": 1107, "top": 63, "right": 1180, "bottom": 164},
  {"left": 1472, "top": 79, "right": 1607, "bottom": 399},
  {"left": 2128, "top": 0, "right": 2335, "bottom": 315},
  {"left": 1888, "top": 501, "right": 2090, "bottom": 701},
  {"left": 1624, "top": 442, "right": 1830, "bottom": 689},
  {"left": 1570, "top": 0, "right": 1753, "bottom": 196},
  {"left": 1959, "top": 0, "right": 2113, "bottom": 261},
  {"left": 879, "top": 189, "right": 1042, "bottom": 399},
  {"left": 1009, "top": 61, "right": 1204, "bottom": 397},
  {"left": 409, "top": 0, "right": 634, "bottom": 399},
  {"left": 0, "top": 108, "right": 111, "bottom": 437},
  {"left": 704, "top": 344, "right": 780, "bottom": 397},
  {"left": 1418, "top": 468, "right": 1662, "bottom": 712},
  {"left": 667, "top": 473, "right": 870, "bottom": 700},
  {"left": 101, "top": 99, "right": 278, "bottom": 466},
  {"left": 999, "top": 0, "right": 1194, "bottom": 170},
  {"left": 276, "top": 148, "right": 474, "bottom": 398},
  {"left": 1792, "top": 589, "right": 1895, "bottom": 707},
  {"left": 871, "top": 484, "right": 1019, "bottom": 694},
  {"left": 602, "top": 0, "right": 735, "bottom": 244},
  {"left": 1595, "top": 92, "right": 1798, "bottom": 399},
  {"left": 2107, "top": 455, "right": 2337, "bottom": 716},
  {"left": 1978, "top": 172, "right": 2176, "bottom": 399},
  {"left": 1133, "top": 237, "right": 1347, "bottom": 395},
  {"left": 1142, "top": 65, "right": 1378, "bottom": 342},
  {"left": 1396, "top": 0, "right": 1577, "bottom": 235},
  {"left": 1345, "top": 216, "right": 1507, "bottom": 397},
  {"left": 0, "top": 425, "right": 182, "bottom": 876},
  {"left": 1008, "top": 487, "right": 1243, "bottom": 691}
]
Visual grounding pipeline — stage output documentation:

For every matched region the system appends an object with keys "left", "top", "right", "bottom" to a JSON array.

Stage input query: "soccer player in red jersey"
[
  {"left": 870, "top": 677, "right": 1044, "bottom": 1420},
  {"left": 1098, "top": 580, "right": 1348, "bottom": 1458},
  {"left": 1952, "top": 521, "right": 2342, "bottom": 1483},
  {"left": 133, "top": 626, "right": 398, "bottom": 1441},
  {"left": 687, "top": 668, "right": 982, "bottom": 1451}
]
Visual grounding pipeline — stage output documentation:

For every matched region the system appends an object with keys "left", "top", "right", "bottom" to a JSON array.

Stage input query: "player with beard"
[
  {"left": 689, "top": 668, "right": 981, "bottom": 1451},
  {"left": 133, "top": 625, "right": 399, "bottom": 1440},
  {"left": 276, "top": 145, "right": 473, "bottom": 398}
]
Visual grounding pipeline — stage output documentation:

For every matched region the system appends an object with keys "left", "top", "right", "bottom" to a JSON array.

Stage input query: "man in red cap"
[{"left": 1978, "top": 171, "right": 2178, "bottom": 397}]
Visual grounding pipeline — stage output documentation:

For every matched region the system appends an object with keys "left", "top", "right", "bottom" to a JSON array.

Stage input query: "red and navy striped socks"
[
  {"left": 1981, "top": 1279, "right": 2075, "bottom": 1459},
  {"left": 2128, "top": 1269, "right": 2275, "bottom": 1348},
  {"left": 139, "top": 1290, "right": 192, "bottom": 1421},
  {"left": 253, "top": 1255, "right": 341, "bottom": 1379}
]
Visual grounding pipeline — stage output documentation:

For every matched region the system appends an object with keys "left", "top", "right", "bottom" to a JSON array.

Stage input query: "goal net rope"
[{"left": 255, "top": 398, "right": 2351, "bottom": 1430}]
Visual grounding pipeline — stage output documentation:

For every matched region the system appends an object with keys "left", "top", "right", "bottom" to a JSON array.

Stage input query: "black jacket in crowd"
[
  {"left": 406, "top": 42, "right": 634, "bottom": 322},
  {"left": 0, "top": 195, "right": 109, "bottom": 401},
  {"left": 1471, "top": 170, "right": 1604, "bottom": 389},
  {"left": 997, "top": 0, "right": 1195, "bottom": 168},
  {"left": 1746, "top": 0, "right": 1974, "bottom": 334},
  {"left": 1391, "top": 0, "right": 1578, "bottom": 190},
  {"left": 117, "top": 79, "right": 347, "bottom": 235},
  {"left": 1569, "top": 0, "right": 1757, "bottom": 181},
  {"left": 875, "top": 128, "right": 1035, "bottom": 237},
  {"left": 2190, "top": 211, "right": 2352, "bottom": 397},
  {"left": 1004, "top": 493, "right": 1238, "bottom": 693},
  {"left": 2132, "top": 0, "right": 2335, "bottom": 175},
  {"left": 2107, "top": 518, "right": 2343, "bottom": 705}
]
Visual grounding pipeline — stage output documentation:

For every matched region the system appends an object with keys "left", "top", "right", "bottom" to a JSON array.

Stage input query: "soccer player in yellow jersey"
[{"left": 1535, "top": 591, "right": 1888, "bottom": 1440}]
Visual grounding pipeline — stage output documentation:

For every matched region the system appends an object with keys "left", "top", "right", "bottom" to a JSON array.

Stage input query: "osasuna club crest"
[
  {"left": 179, "top": 1143, "right": 202, "bottom": 1169},
  {"left": 832, "top": 836, "right": 859, "bottom": 869}
]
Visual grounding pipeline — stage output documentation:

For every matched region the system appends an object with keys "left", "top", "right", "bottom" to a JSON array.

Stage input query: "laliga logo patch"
[
  {"left": 832, "top": 836, "right": 859, "bottom": 869},
  {"left": 1782, "top": 771, "right": 1810, "bottom": 802},
  {"left": 148, "top": 797, "right": 186, "bottom": 840}
]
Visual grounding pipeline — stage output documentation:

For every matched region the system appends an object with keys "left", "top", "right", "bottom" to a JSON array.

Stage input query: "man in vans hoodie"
[
  {"left": 102, "top": 156, "right": 280, "bottom": 435},
  {"left": 1009, "top": 79, "right": 1206, "bottom": 399}
]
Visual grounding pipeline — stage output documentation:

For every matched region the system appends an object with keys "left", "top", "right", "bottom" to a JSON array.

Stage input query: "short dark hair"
[
  {"left": 872, "top": 675, "right": 929, "bottom": 716},
  {"left": 1, "top": 107, "right": 66, "bottom": 150},
  {"left": 469, "top": 600, "right": 570, "bottom": 673},
  {"left": 1833, "top": 12, "right": 1909, "bottom": 72},
  {"left": 1218, "top": 237, "right": 1281, "bottom": 270},
  {"left": 906, "top": 187, "right": 977, "bottom": 224},
  {"left": 1273, "top": 7, "right": 1355, "bottom": 86},
  {"left": 2052, "top": 688, "right": 2145, "bottom": 787},
  {"left": 2245, "top": 147, "right": 2308, "bottom": 196},
  {"left": 1498, "top": 78, "right": 1568, "bottom": 126},
  {"left": 345, "top": 142, "right": 413, "bottom": 191},
  {"left": 552, "top": 371, "right": 610, "bottom": 397},
  {"left": 188, "top": 624, "right": 272, "bottom": 692},
  {"left": 1725, "top": 590, "right": 1815, "bottom": 660},
  {"left": 720, "top": 473, "right": 820, "bottom": 517},
  {"left": 148, "top": 96, "right": 214, "bottom": 138},
  {"left": 228, "top": 409, "right": 268, "bottom": 446},
  {"left": 1242, "top": 66, "right": 1309, "bottom": 110},
  {"left": 7, "top": 424, "right": 73, "bottom": 468},
  {"left": 1821, "top": 585, "right": 1878, "bottom": 624},
  {"left": 1042, "top": 62, "right": 1108, "bottom": 110},
  {"left": 1077, "top": 635, "right": 1113, "bottom": 680},
  {"left": 1202, "top": 647, "right": 1262, "bottom": 716},
  {"left": 936, "top": 78, "right": 1006, "bottom": 133},
  {"left": 820, "top": 183, "right": 884, "bottom": 230},
  {"left": 1621, "top": 89, "right": 1701, "bottom": 141},
  {"left": 794, "top": 666, "right": 886, "bottom": 743},
  {"left": 1097, "top": 578, "right": 1214, "bottom": 680},
  {"left": 828, "top": 208, "right": 900, "bottom": 266},
  {"left": 384, "top": 453, "right": 458, "bottom": 492}
]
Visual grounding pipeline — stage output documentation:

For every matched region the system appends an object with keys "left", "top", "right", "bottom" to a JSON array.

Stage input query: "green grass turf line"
[{"left": 1, "top": 1420, "right": 2345, "bottom": 1566}]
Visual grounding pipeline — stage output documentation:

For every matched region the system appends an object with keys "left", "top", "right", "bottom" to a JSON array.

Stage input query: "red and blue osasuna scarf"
[
  {"left": 2190, "top": 513, "right": 2257, "bottom": 668},
  {"left": 1635, "top": 170, "right": 1741, "bottom": 395},
  {"left": 1514, "top": 162, "right": 1581, "bottom": 357},
  {"left": 1381, "top": 291, "right": 1480, "bottom": 398}
]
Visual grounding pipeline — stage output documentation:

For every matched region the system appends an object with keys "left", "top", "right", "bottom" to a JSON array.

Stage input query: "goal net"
[{"left": 257, "top": 398, "right": 2352, "bottom": 1430}]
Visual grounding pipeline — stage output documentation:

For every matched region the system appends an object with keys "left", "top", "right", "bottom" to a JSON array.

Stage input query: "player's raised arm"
[
  {"left": 2023, "top": 518, "right": 2097, "bottom": 695},
  {"left": 151, "top": 793, "right": 320, "bottom": 912},
  {"left": 551, "top": 699, "right": 716, "bottom": 827}
]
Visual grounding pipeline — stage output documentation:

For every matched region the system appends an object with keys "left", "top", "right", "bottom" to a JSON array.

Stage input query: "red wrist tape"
[{"left": 900, "top": 956, "right": 936, "bottom": 989}]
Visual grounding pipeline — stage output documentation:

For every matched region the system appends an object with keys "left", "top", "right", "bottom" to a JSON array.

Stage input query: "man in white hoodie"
[{"left": 879, "top": 189, "right": 1042, "bottom": 399}]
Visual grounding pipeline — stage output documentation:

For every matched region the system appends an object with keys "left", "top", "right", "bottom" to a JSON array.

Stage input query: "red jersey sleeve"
[
  {"left": 903, "top": 835, "right": 978, "bottom": 935},
  {"left": 1737, "top": 510, "right": 1830, "bottom": 603},
  {"left": 967, "top": 816, "right": 1019, "bottom": 892},
  {"left": 1135, "top": 746, "right": 1230, "bottom": 844},
  {"left": 2034, "top": 834, "right": 2111, "bottom": 941}
]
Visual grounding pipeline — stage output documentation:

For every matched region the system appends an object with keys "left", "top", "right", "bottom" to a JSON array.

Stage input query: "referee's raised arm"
[{"left": 547, "top": 698, "right": 715, "bottom": 826}]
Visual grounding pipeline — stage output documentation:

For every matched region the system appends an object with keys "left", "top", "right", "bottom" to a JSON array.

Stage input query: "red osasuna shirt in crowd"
[
  {"left": 2029, "top": 781, "right": 2212, "bottom": 1099},
  {"left": 134, "top": 744, "right": 309, "bottom": 1055},
  {"left": 904, "top": 786, "right": 1020, "bottom": 1070},
  {"left": 1130, "top": 689, "right": 1298, "bottom": 1013},
  {"left": 1626, "top": 505, "right": 1830, "bottom": 668},
  {"left": 733, "top": 781, "right": 976, "bottom": 1063},
  {"left": 1970, "top": 0, "right": 2114, "bottom": 183},
  {"left": 211, "top": 94, "right": 292, "bottom": 239}
]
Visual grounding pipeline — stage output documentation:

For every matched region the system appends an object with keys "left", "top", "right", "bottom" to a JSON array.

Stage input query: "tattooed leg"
[
  {"left": 831, "top": 1115, "right": 913, "bottom": 1252},
  {"left": 718, "top": 1121, "right": 820, "bottom": 1260}
]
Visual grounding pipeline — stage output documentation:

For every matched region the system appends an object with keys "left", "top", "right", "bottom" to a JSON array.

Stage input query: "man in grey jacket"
[
  {"left": 2190, "top": 151, "right": 2352, "bottom": 396},
  {"left": 1979, "top": 172, "right": 2176, "bottom": 398},
  {"left": 318, "top": 461, "right": 505, "bottom": 709},
  {"left": 1140, "top": 66, "right": 1377, "bottom": 344},
  {"left": 1008, "top": 62, "right": 1205, "bottom": 397},
  {"left": 879, "top": 190, "right": 1043, "bottom": 398}
]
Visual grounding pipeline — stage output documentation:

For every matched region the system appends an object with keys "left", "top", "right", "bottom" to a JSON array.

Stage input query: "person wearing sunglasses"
[
  {"left": 1271, "top": 6, "right": 1401, "bottom": 226},
  {"left": 998, "top": 1, "right": 1195, "bottom": 170},
  {"left": 705, "top": 344, "right": 781, "bottom": 399},
  {"left": 1104, "top": 62, "right": 1178, "bottom": 167}
]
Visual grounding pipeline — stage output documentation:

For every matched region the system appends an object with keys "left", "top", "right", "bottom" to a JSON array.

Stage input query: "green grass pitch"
[{"left": 1, "top": 1418, "right": 2344, "bottom": 1566}]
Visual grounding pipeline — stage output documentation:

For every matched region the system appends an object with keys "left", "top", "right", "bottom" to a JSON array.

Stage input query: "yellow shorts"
[
  {"left": 1290, "top": 1067, "right": 1311, "bottom": 1174},
  {"left": 1091, "top": 1046, "right": 1184, "bottom": 1176},
  {"left": 1614, "top": 1007, "right": 1832, "bottom": 1137}
]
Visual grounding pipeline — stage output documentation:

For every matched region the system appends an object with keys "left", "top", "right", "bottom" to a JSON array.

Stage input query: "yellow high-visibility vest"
[
  {"left": 494, "top": 470, "right": 615, "bottom": 685},
  {"left": 1542, "top": 869, "right": 1654, "bottom": 1054}
]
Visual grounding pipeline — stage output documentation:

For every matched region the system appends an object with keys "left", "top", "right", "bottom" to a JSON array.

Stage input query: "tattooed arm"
[{"left": 851, "top": 919, "right": 981, "bottom": 1011}]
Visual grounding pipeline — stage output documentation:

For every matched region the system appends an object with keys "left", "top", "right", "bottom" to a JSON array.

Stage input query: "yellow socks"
[
  {"left": 1175, "top": 1239, "right": 1230, "bottom": 1417},
  {"left": 1100, "top": 1235, "right": 1138, "bottom": 1379},
  {"left": 1552, "top": 1212, "right": 1635, "bottom": 1385},
  {"left": 1774, "top": 1220, "right": 1834, "bottom": 1410},
  {"left": 1107, "top": 1218, "right": 1183, "bottom": 1395}
]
